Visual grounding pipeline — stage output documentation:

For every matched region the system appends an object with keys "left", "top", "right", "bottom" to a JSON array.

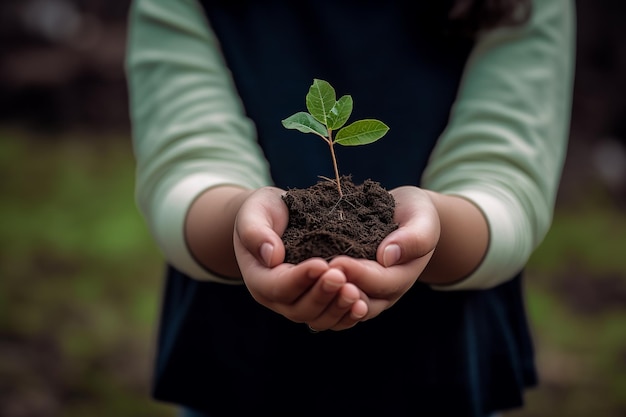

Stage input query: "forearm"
[
  {"left": 127, "top": 0, "right": 273, "bottom": 281},
  {"left": 185, "top": 186, "right": 254, "bottom": 279},
  {"left": 419, "top": 191, "right": 489, "bottom": 285},
  {"left": 420, "top": 0, "right": 574, "bottom": 290}
]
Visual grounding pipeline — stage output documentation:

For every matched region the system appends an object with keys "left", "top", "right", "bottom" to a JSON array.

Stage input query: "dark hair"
[{"left": 449, "top": 0, "right": 532, "bottom": 36}]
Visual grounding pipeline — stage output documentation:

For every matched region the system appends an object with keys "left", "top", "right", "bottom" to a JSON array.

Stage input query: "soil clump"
[{"left": 281, "top": 176, "right": 398, "bottom": 264}]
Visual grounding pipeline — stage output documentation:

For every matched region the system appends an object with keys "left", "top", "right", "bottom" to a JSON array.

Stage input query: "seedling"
[{"left": 281, "top": 79, "right": 389, "bottom": 197}]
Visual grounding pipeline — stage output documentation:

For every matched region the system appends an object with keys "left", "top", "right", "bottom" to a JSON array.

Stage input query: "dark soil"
[{"left": 281, "top": 176, "right": 398, "bottom": 264}]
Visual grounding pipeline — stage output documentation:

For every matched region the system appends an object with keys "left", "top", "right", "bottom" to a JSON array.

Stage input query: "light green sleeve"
[
  {"left": 423, "top": 0, "right": 575, "bottom": 290},
  {"left": 126, "top": 0, "right": 272, "bottom": 282}
]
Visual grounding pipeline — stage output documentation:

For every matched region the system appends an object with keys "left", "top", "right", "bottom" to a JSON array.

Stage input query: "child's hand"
[
  {"left": 329, "top": 186, "right": 440, "bottom": 321},
  {"left": 233, "top": 187, "right": 368, "bottom": 331}
]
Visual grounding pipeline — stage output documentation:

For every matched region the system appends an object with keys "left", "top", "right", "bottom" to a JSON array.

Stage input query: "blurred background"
[{"left": 0, "top": 0, "right": 625, "bottom": 416}]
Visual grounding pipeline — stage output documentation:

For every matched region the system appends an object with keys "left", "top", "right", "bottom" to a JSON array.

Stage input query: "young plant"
[{"left": 281, "top": 79, "right": 389, "bottom": 197}]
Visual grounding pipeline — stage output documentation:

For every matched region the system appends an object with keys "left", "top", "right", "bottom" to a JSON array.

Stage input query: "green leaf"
[
  {"left": 305, "top": 79, "right": 336, "bottom": 126},
  {"left": 281, "top": 112, "right": 328, "bottom": 137},
  {"left": 327, "top": 95, "right": 353, "bottom": 130},
  {"left": 335, "top": 119, "right": 389, "bottom": 146}
]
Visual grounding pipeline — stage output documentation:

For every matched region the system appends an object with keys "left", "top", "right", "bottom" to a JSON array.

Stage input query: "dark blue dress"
[{"left": 151, "top": 1, "right": 537, "bottom": 416}]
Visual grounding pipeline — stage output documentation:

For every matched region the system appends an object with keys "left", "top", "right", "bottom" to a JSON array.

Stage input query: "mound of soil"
[{"left": 281, "top": 176, "right": 398, "bottom": 264}]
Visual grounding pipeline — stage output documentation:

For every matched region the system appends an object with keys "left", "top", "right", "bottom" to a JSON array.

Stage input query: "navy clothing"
[{"left": 151, "top": 1, "right": 537, "bottom": 416}]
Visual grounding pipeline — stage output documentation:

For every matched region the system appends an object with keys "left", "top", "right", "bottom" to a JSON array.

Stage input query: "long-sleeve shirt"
[{"left": 127, "top": 0, "right": 575, "bottom": 290}]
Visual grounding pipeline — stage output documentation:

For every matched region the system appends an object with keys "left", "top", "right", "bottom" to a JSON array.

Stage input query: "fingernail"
[
  {"left": 322, "top": 279, "right": 342, "bottom": 293},
  {"left": 260, "top": 242, "right": 273, "bottom": 267},
  {"left": 383, "top": 244, "right": 401, "bottom": 267},
  {"left": 351, "top": 300, "right": 368, "bottom": 319}
]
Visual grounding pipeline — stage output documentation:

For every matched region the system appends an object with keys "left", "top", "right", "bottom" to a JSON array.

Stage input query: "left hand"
[
  {"left": 329, "top": 185, "right": 440, "bottom": 321},
  {"left": 233, "top": 186, "right": 368, "bottom": 331}
]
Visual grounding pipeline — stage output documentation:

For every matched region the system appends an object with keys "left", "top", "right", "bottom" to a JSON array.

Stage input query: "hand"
[
  {"left": 329, "top": 186, "right": 440, "bottom": 320},
  {"left": 233, "top": 187, "right": 368, "bottom": 331}
]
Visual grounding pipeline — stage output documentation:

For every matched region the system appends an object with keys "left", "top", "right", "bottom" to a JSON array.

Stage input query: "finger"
[
  {"left": 331, "top": 290, "right": 398, "bottom": 331},
  {"left": 330, "top": 255, "right": 427, "bottom": 300},
  {"left": 234, "top": 187, "right": 289, "bottom": 267},
  {"left": 306, "top": 281, "right": 362, "bottom": 330},
  {"left": 331, "top": 285, "right": 370, "bottom": 331},
  {"left": 311, "top": 268, "right": 348, "bottom": 305},
  {"left": 329, "top": 256, "right": 389, "bottom": 298},
  {"left": 243, "top": 258, "right": 329, "bottom": 307}
]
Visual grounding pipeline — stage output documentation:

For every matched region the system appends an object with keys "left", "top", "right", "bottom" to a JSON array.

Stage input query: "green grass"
[
  {"left": 0, "top": 129, "right": 175, "bottom": 417},
  {"left": 528, "top": 201, "right": 626, "bottom": 274},
  {"left": 507, "top": 199, "right": 626, "bottom": 417}
]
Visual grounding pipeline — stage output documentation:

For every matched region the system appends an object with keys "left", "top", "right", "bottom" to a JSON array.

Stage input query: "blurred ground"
[{"left": 0, "top": 1, "right": 625, "bottom": 416}]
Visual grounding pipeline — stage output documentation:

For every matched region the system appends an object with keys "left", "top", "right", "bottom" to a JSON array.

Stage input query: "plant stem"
[{"left": 327, "top": 130, "right": 343, "bottom": 197}]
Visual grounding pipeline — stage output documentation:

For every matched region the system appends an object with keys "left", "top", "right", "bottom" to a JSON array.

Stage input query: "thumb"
[
  {"left": 377, "top": 187, "right": 440, "bottom": 267},
  {"left": 234, "top": 187, "right": 288, "bottom": 268}
]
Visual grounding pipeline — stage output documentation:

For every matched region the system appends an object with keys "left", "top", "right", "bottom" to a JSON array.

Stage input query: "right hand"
[{"left": 329, "top": 185, "right": 440, "bottom": 320}]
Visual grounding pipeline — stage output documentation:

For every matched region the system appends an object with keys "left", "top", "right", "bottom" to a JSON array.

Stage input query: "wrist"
[
  {"left": 420, "top": 191, "right": 489, "bottom": 285},
  {"left": 185, "top": 185, "right": 254, "bottom": 278}
]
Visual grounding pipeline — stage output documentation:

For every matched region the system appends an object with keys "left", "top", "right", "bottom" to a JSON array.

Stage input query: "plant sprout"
[{"left": 281, "top": 79, "right": 389, "bottom": 197}]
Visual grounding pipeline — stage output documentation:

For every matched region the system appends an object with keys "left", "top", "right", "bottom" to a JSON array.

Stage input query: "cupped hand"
[
  {"left": 233, "top": 187, "right": 368, "bottom": 331},
  {"left": 329, "top": 185, "right": 440, "bottom": 320}
]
